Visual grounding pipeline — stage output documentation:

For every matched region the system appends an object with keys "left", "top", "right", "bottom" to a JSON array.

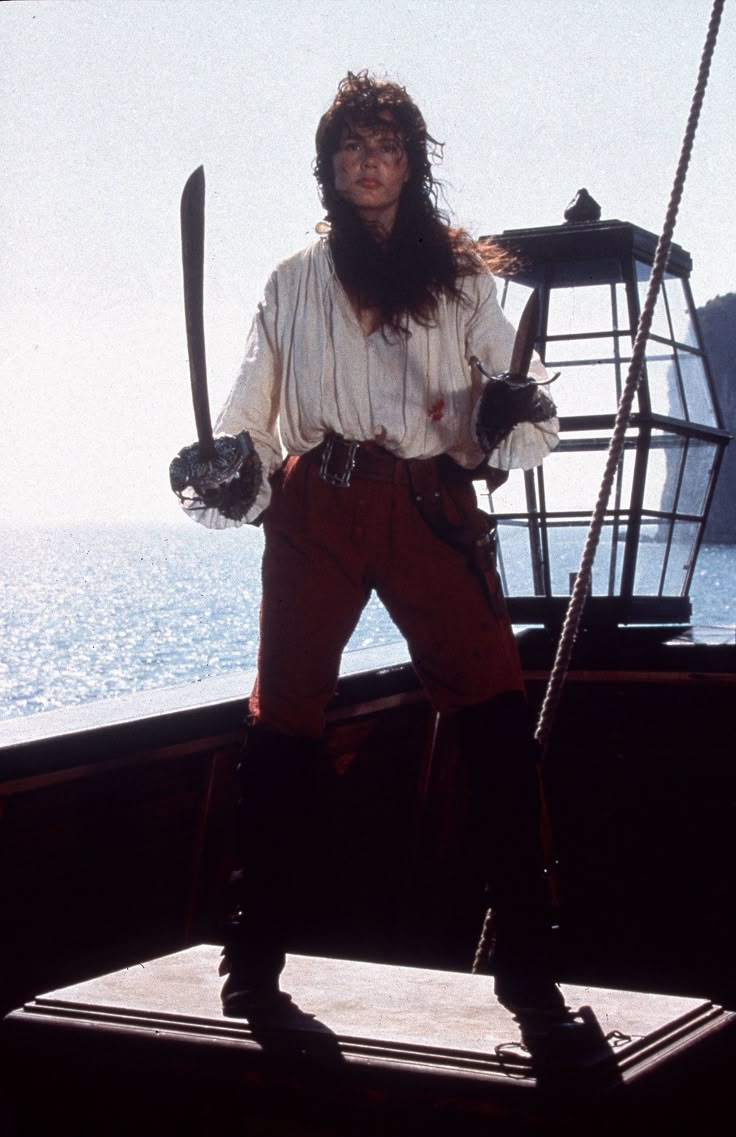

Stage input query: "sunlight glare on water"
[{"left": 1, "top": 522, "right": 733, "bottom": 721}]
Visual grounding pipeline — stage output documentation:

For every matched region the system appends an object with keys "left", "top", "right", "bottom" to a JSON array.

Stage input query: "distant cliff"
[{"left": 698, "top": 292, "right": 735, "bottom": 543}]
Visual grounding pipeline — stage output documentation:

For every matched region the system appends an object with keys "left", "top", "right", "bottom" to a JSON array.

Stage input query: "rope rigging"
[
  {"left": 473, "top": 0, "right": 726, "bottom": 972},
  {"left": 535, "top": 0, "right": 726, "bottom": 759}
]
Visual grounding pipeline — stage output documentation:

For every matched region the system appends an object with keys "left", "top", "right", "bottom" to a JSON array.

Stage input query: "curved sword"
[{"left": 180, "top": 165, "right": 214, "bottom": 459}]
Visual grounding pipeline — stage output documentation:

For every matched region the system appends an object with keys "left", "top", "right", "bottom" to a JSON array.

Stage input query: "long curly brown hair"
[{"left": 314, "top": 72, "right": 511, "bottom": 332}]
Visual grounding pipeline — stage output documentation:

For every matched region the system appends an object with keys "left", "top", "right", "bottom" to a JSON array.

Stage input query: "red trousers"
[{"left": 249, "top": 451, "right": 524, "bottom": 738}]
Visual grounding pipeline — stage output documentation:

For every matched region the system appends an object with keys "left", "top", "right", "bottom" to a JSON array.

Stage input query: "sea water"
[{"left": 1, "top": 522, "right": 734, "bottom": 722}]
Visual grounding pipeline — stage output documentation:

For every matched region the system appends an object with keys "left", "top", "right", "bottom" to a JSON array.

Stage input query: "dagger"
[
  {"left": 508, "top": 287, "right": 540, "bottom": 379},
  {"left": 470, "top": 287, "right": 542, "bottom": 387},
  {"left": 468, "top": 286, "right": 558, "bottom": 457},
  {"left": 180, "top": 165, "right": 215, "bottom": 460}
]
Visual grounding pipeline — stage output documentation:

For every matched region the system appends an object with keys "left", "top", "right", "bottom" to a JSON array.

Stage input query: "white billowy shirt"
[{"left": 196, "top": 237, "right": 558, "bottom": 528}]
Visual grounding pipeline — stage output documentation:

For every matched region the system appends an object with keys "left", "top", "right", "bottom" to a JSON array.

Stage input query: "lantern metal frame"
[{"left": 484, "top": 220, "right": 730, "bottom": 629}]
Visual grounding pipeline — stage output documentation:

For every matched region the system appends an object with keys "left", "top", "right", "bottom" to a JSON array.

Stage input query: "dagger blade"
[
  {"left": 181, "top": 165, "right": 214, "bottom": 459},
  {"left": 508, "top": 287, "right": 540, "bottom": 379}
]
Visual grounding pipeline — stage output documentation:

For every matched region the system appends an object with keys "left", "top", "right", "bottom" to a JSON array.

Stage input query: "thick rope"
[
  {"left": 473, "top": 0, "right": 725, "bottom": 973},
  {"left": 535, "top": 0, "right": 726, "bottom": 758}
]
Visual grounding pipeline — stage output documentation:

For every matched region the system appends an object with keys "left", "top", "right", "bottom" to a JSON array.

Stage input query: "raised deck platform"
[{"left": 4, "top": 946, "right": 734, "bottom": 1136}]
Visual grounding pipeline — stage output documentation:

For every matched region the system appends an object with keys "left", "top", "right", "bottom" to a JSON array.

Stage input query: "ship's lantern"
[{"left": 486, "top": 215, "right": 729, "bottom": 628}]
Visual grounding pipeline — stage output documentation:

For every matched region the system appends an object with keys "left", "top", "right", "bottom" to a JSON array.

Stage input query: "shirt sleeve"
[
  {"left": 184, "top": 273, "right": 285, "bottom": 529},
  {"left": 465, "top": 274, "right": 559, "bottom": 471}
]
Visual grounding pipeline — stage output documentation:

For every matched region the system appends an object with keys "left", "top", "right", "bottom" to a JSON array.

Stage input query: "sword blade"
[
  {"left": 181, "top": 165, "right": 214, "bottom": 458},
  {"left": 508, "top": 287, "right": 540, "bottom": 378}
]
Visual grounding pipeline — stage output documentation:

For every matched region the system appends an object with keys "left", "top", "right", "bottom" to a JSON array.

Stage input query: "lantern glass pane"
[
  {"left": 485, "top": 469, "right": 529, "bottom": 515},
  {"left": 499, "top": 280, "right": 537, "bottom": 326},
  {"left": 679, "top": 438, "right": 718, "bottom": 517},
  {"left": 617, "top": 443, "right": 638, "bottom": 514},
  {"left": 547, "top": 284, "right": 616, "bottom": 336},
  {"left": 634, "top": 521, "right": 669, "bottom": 593},
  {"left": 664, "top": 276, "right": 699, "bottom": 348},
  {"left": 495, "top": 521, "right": 536, "bottom": 595},
  {"left": 544, "top": 447, "right": 606, "bottom": 513},
  {"left": 546, "top": 523, "right": 584, "bottom": 596},
  {"left": 643, "top": 431, "right": 684, "bottom": 515},
  {"left": 611, "top": 282, "right": 631, "bottom": 333},
  {"left": 644, "top": 352, "right": 686, "bottom": 418},
  {"left": 544, "top": 336, "right": 616, "bottom": 363},
  {"left": 663, "top": 521, "right": 699, "bottom": 593},
  {"left": 679, "top": 349, "right": 718, "bottom": 426},
  {"left": 545, "top": 522, "right": 623, "bottom": 596},
  {"left": 543, "top": 360, "right": 620, "bottom": 417},
  {"left": 637, "top": 260, "right": 671, "bottom": 339},
  {"left": 542, "top": 434, "right": 632, "bottom": 514}
]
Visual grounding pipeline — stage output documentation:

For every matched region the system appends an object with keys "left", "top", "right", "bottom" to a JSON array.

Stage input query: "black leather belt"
[{"left": 313, "top": 434, "right": 411, "bottom": 487}]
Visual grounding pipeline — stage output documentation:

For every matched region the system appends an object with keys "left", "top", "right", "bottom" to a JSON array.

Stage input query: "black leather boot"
[
  {"left": 456, "top": 691, "right": 567, "bottom": 1020},
  {"left": 219, "top": 724, "right": 338, "bottom": 1017}
]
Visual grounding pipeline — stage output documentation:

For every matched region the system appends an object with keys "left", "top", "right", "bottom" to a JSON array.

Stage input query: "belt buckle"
[{"left": 319, "top": 436, "right": 359, "bottom": 488}]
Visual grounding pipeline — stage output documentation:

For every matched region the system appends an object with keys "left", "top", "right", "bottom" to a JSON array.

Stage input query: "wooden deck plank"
[{"left": 10, "top": 945, "right": 730, "bottom": 1085}]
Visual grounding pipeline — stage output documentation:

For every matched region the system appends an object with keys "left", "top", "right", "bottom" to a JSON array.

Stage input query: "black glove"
[
  {"left": 474, "top": 373, "right": 557, "bottom": 455},
  {"left": 169, "top": 431, "right": 263, "bottom": 522}
]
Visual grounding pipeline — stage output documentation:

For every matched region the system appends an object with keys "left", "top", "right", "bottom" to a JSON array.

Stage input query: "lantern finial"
[{"left": 564, "top": 188, "right": 601, "bottom": 223}]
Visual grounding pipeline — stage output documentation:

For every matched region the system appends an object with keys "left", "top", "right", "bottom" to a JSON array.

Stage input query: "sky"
[{"left": 2, "top": 0, "right": 734, "bottom": 525}]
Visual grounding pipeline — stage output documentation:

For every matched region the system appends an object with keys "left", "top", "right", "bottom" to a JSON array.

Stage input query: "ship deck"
[{"left": 4, "top": 945, "right": 735, "bottom": 1136}]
